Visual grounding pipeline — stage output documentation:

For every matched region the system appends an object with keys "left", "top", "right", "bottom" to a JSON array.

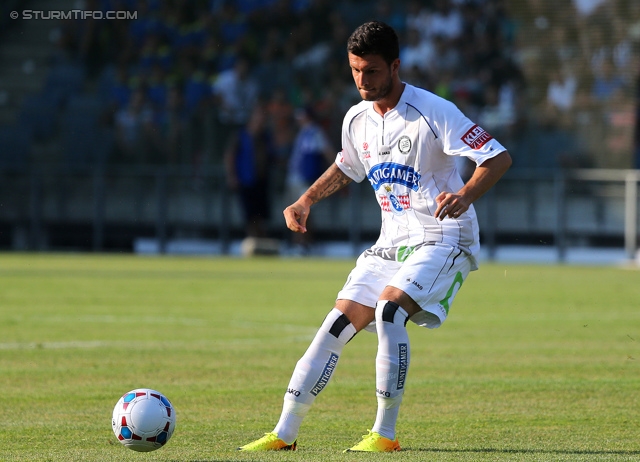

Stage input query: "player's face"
[{"left": 349, "top": 53, "right": 398, "bottom": 102}]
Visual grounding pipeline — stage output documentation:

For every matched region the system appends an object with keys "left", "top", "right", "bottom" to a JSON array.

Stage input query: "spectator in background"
[
  {"left": 286, "top": 105, "right": 335, "bottom": 253},
  {"left": 211, "top": 54, "right": 259, "bottom": 161},
  {"left": 573, "top": 0, "right": 607, "bottom": 18},
  {"left": 266, "top": 88, "right": 296, "bottom": 192},
  {"left": 290, "top": 20, "right": 332, "bottom": 81},
  {"left": 223, "top": 102, "right": 274, "bottom": 239},
  {"left": 399, "top": 28, "right": 435, "bottom": 78},
  {"left": 545, "top": 65, "right": 578, "bottom": 128},
  {"left": 155, "top": 85, "right": 190, "bottom": 165},
  {"left": 145, "top": 63, "right": 169, "bottom": 111},
  {"left": 405, "top": 0, "right": 430, "bottom": 37},
  {"left": 105, "top": 63, "right": 132, "bottom": 112},
  {"left": 423, "top": 0, "right": 463, "bottom": 43},
  {"left": 429, "top": 34, "right": 461, "bottom": 78},
  {"left": 114, "top": 88, "right": 157, "bottom": 164},
  {"left": 591, "top": 57, "right": 626, "bottom": 104},
  {"left": 477, "top": 83, "right": 516, "bottom": 142},
  {"left": 602, "top": 86, "right": 636, "bottom": 168}
]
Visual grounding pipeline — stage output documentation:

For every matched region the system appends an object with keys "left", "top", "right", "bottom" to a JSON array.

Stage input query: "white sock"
[
  {"left": 273, "top": 308, "right": 356, "bottom": 443},
  {"left": 273, "top": 400, "right": 310, "bottom": 444},
  {"left": 373, "top": 396, "right": 401, "bottom": 440},
  {"left": 372, "top": 300, "right": 410, "bottom": 440}
]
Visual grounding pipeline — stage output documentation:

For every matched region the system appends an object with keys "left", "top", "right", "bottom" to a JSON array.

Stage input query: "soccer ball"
[{"left": 112, "top": 388, "right": 176, "bottom": 452}]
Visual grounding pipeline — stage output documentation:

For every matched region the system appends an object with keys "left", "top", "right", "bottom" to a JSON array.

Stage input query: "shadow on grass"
[{"left": 407, "top": 447, "right": 640, "bottom": 456}]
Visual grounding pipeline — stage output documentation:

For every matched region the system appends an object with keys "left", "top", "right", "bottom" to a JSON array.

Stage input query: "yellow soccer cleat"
[
  {"left": 237, "top": 432, "right": 297, "bottom": 451},
  {"left": 344, "top": 430, "right": 401, "bottom": 452}
]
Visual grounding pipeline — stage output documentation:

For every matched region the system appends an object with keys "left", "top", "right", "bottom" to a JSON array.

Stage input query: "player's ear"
[{"left": 391, "top": 58, "right": 400, "bottom": 75}]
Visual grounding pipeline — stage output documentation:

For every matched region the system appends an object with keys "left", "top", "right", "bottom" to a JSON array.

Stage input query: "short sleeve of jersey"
[
  {"left": 437, "top": 99, "right": 506, "bottom": 166},
  {"left": 335, "top": 109, "right": 367, "bottom": 183}
]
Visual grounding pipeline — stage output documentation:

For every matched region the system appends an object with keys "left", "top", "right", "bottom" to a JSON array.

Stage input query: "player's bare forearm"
[
  {"left": 459, "top": 150, "right": 512, "bottom": 202},
  {"left": 283, "top": 163, "right": 352, "bottom": 233},
  {"left": 435, "top": 150, "right": 512, "bottom": 220},
  {"left": 301, "top": 163, "right": 353, "bottom": 206}
]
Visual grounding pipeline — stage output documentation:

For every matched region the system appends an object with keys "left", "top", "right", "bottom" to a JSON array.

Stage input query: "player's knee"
[
  {"left": 319, "top": 308, "right": 357, "bottom": 343},
  {"left": 375, "top": 300, "right": 409, "bottom": 326}
]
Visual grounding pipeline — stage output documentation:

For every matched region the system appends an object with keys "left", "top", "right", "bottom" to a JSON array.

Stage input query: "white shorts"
[{"left": 336, "top": 242, "right": 472, "bottom": 330}]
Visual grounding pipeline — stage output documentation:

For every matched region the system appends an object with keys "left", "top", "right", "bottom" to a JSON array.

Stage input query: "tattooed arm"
[{"left": 283, "top": 163, "right": 353, "bottom": 233}]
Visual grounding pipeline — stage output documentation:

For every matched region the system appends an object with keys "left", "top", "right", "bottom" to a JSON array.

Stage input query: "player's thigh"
[
  {"left": 388, "top": 243, "right": 471, "bottom": 328},
  {"left": 336, "top": 252, "right": 401, "bottom": 330},
  {"left": 334, "top": 299, "right": 375, "bottom": 332}
]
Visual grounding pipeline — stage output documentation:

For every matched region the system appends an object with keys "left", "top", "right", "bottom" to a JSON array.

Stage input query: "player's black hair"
[{"left": 347, "top": 21, "right": 399, "bottom": 65}]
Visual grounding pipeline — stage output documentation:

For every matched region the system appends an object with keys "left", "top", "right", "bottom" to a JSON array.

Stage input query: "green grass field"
[{"left": 0, "top": 253, "right": 639, "bottom": 461}]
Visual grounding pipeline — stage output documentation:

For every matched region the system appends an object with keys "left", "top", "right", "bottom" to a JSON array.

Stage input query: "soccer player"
[{"left": 238, "top": 20, "right": 512, "bottom": 452}]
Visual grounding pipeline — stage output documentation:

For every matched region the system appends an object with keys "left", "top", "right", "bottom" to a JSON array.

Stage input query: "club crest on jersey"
[
  {"left": 397, "top": 135, "right": 412, "bottom": 154},
  {"left": 367, "top": 162, "right": 421, "bottom": 191},
  {"left": 379, "top": 185, "right": 410, "bottom": 216},
  {"left": 461, "top": 124, "right": 493, "bottom": 149}
]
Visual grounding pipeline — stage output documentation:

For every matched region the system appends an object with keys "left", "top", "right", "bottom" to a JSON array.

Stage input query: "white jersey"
[{"left": 335, "top": 83, "right": 506, "bottom": 270}]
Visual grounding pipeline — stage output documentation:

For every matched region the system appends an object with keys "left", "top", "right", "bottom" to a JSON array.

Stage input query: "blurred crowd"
[
  {"left": 49, "top": 0, "right": 529, "bottom": 170},
  {"left": 517, "top": 0, "right": 640, "bottom": 169},
  {"left": 46, "top": 0, "right": 640, "bottom": 170},
  {"left": 45, "top": 0, "right": 639, "bottom": 172},
  {"left": 4, "top": 0, "right": 639, "bottom": 238},
  {"left": 44, "top": 0, "right": 533, "bottom": 239}
]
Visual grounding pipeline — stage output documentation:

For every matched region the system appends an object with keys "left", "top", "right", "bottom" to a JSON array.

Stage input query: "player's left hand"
[{"left": 434, "top": 191, "right": 470, "bottom": 221}]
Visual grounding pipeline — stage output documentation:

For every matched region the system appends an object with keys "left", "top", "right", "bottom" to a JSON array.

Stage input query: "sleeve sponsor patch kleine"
[{"left": 461, "top": 124, "right": 493, "bottom": 150}]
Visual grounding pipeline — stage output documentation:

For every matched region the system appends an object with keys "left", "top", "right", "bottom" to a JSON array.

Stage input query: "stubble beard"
[{"left": 361, "top": 74, "right": 393, "bottom": 102}]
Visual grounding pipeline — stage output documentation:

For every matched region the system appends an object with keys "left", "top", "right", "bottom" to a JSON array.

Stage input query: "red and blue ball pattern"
[{"left": 112, "top": 388, "right": 176, "bottom": 452}]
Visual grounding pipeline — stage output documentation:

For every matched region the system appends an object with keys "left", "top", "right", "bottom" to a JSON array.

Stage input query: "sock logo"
[
  {"left": 286, "top": 388, "right": 301, "bottom": 397},
  {"left": 310, "top": 353, "right": 339, "bottom": 396},
  {"left": 397, "top": 343, "right": 408, "bottom": 390}
]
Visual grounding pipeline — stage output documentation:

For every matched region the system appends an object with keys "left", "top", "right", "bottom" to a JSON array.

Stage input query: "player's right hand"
[
  {"left": 283, "top": 202, "right": 309, "bottom": 233},
  {"left": 434, "top": 191, "right": 469, "bottom": 221}
]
